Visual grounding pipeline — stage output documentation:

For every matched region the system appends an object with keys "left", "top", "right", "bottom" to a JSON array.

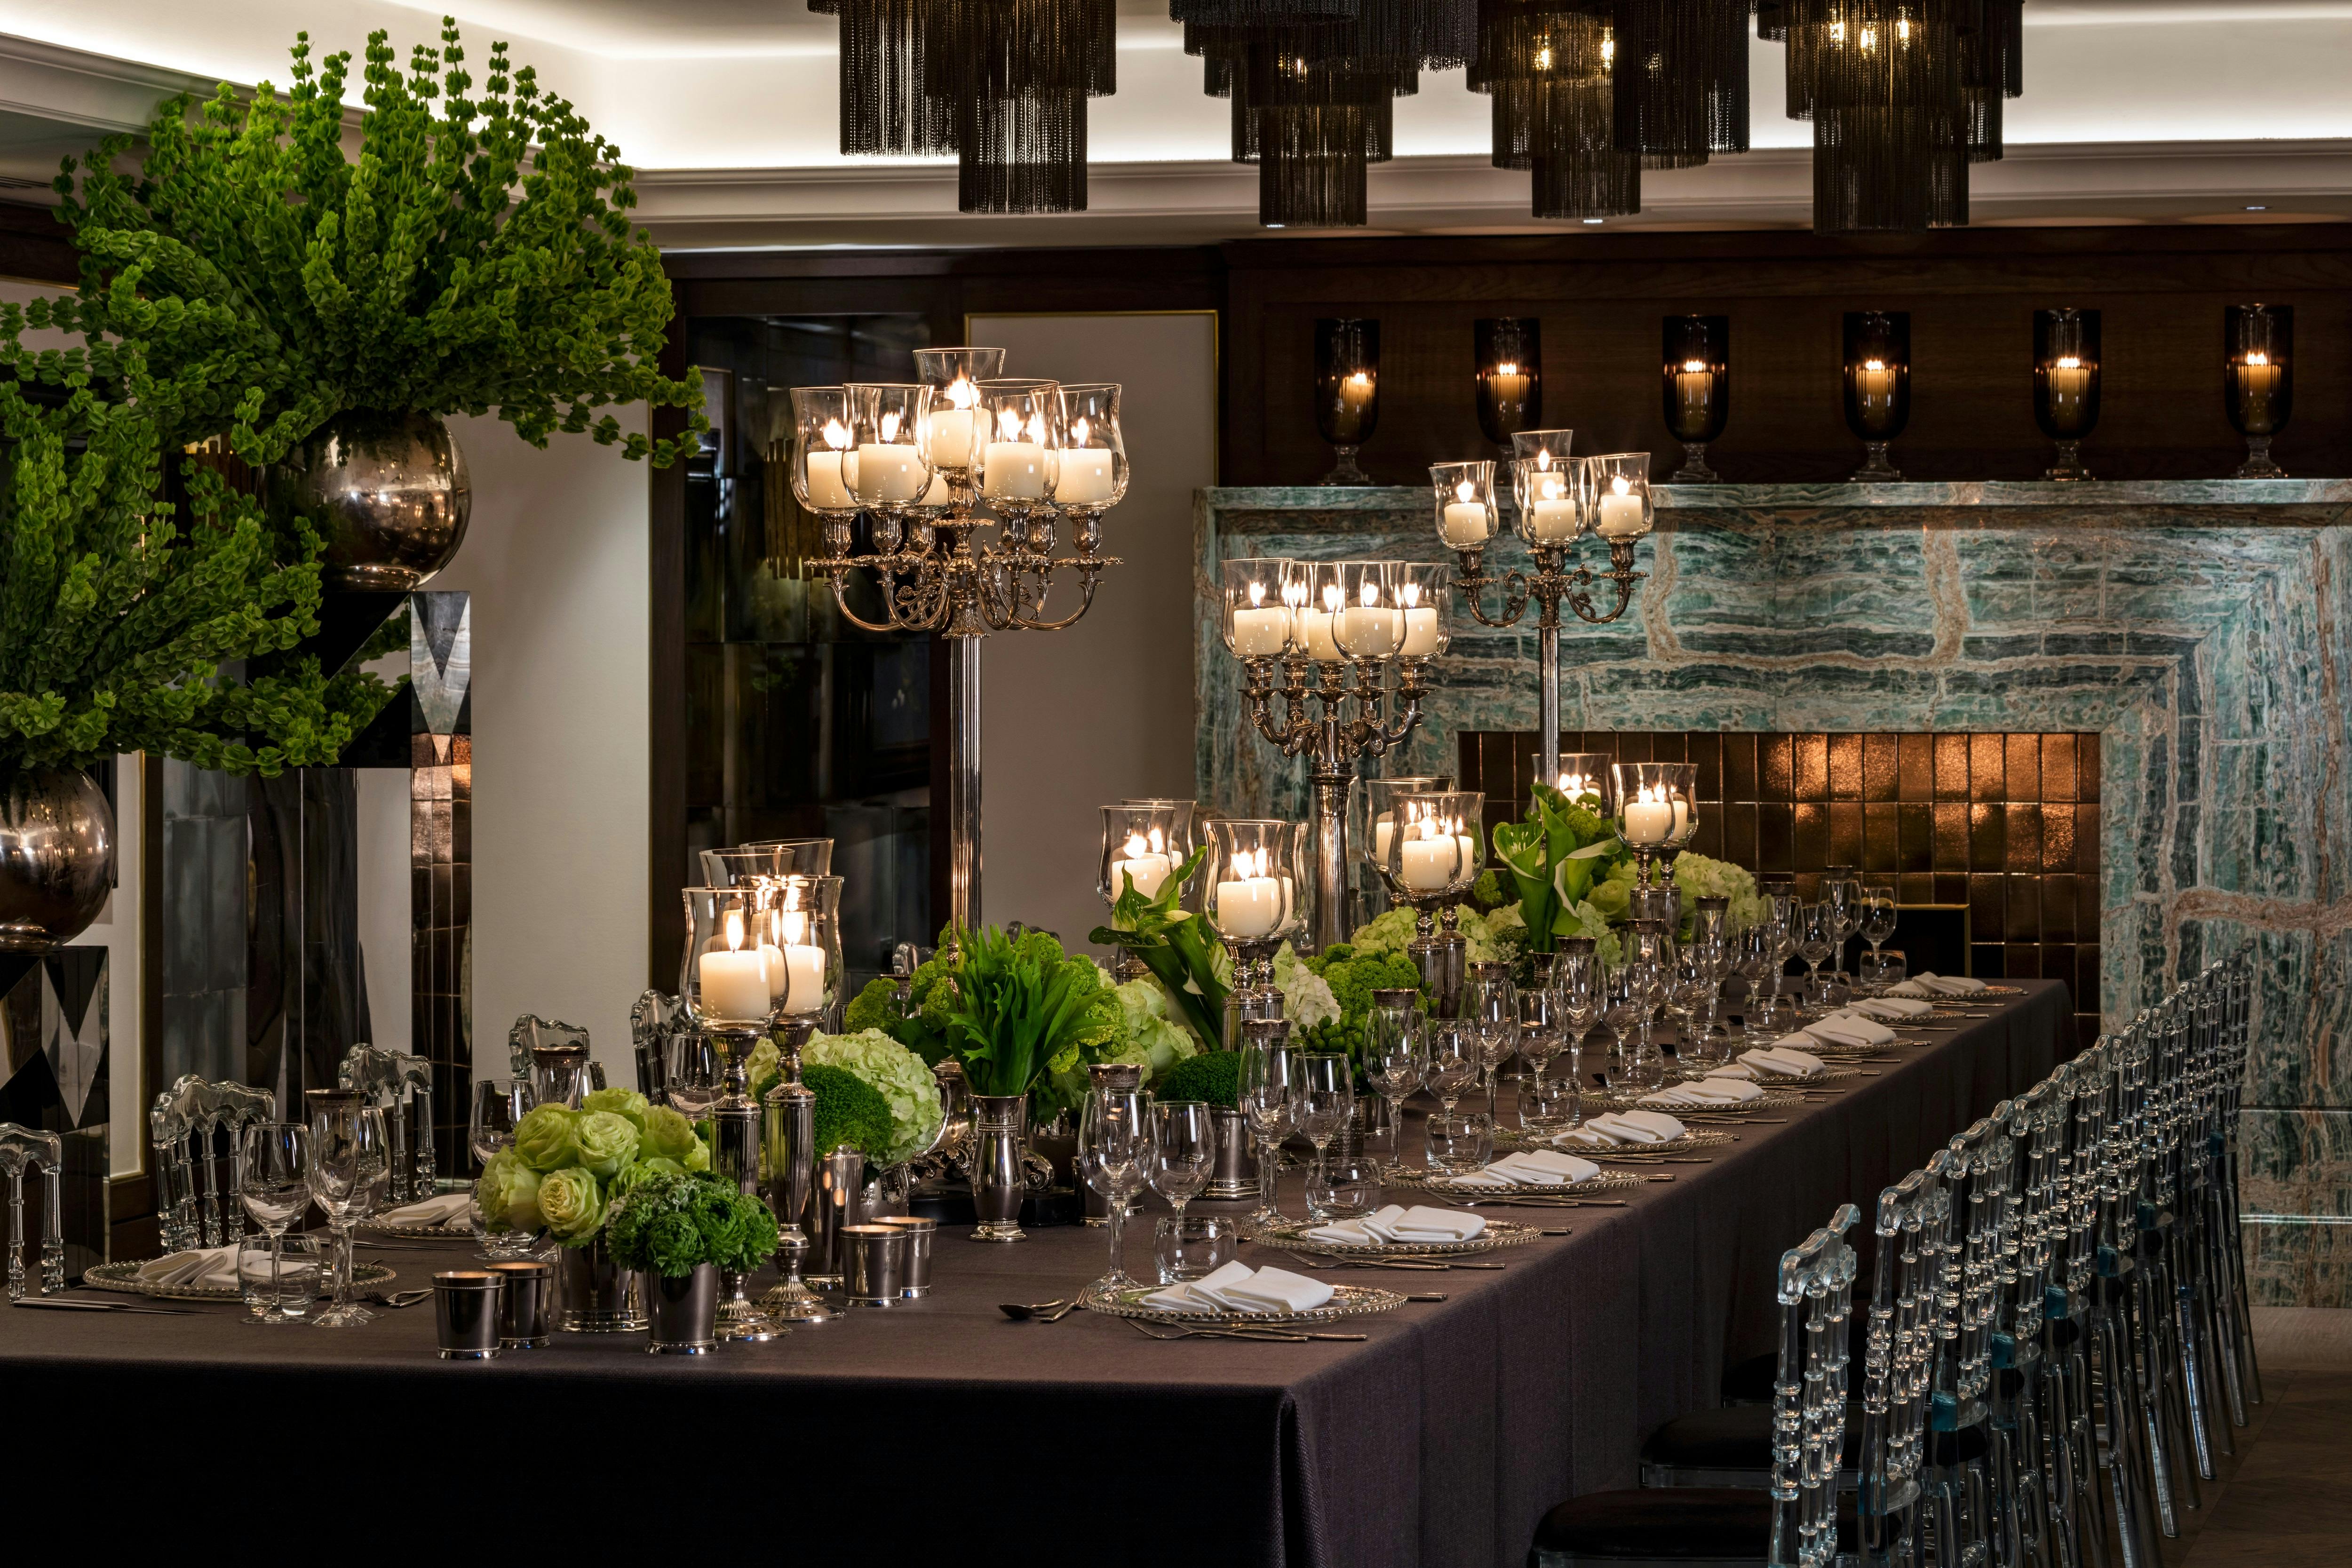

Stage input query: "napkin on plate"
[
  {"left": 1445, "top": 1150, "right": 1600, "bottom": 1188},
  {"left": 1639, "top": 1076, "right": 1766, "bottom": 1107},
  {"left": 382, "top": 1192, "right": 475, "bottom": 1227},
  {"left": 1728, "top": 1045, "right": 1828, "bottom": 1079},
  {"left": 1801, "top": 1014, "right": 1897, "bottom": 1048},
  {"left": 1141, "top": 1260, "right": 1335, "bottom": 1315},
  {"left": 1849, "top": 996, "right": 1935, "bottom": 1019},
  {"left": 1304, "top": 1204, "right": 1487, "bottom": 1245},
  {"left": 1899, "top": 972, "right": 1988, "bottom": 997},
  {"left": 1557, "top": 1110, "right": 1688, "bottom": 1147},
  {"left": 136, "top": 1246, "right": 244, "bottom": 1290}
]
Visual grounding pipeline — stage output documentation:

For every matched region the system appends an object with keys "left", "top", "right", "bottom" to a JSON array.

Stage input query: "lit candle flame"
[
  {"left": 1455, "top": 478, "right": 1477, "bottom": 503},
  {"left": 1682, "top": 359, "right": 1708, "bottom": 374},
  {"left": 880, "top": 410, "right": 901, "bottom": 442},
  {"left": 724, "top": 908, "right": 744, "bottom": 952},
  {"left": 1536, "top": 448, "right": 1553, "bottom": 470},
  {"left": 948, "top": 377, "right": 976, "bottom": 410},
  {"left": 1322, "top": 584, "right": 1343, "bottom": 613},
  {"left": 1072, "top": 415, "right": 1090, "bottom": 445},
  {"left": 1611, "top": 474, "right": 1631, "bottom": 497},
  {"left": 2056, "top": 356, "right": 2082, "bottom": 370},
  {"left": 1123, "top": 832, "right": 1148, "bottom": 858},
  {"left": 997, "top": 408, "right": 1024, "bottom": 439},
  {"left": 1494, "top": 361, "right": 1519, "bottom": 377},
  {"left": 1345, "top": 370, "right": 1371, "bottom": 390},
  {"left": 821, "top": 417, "right": 850, "bottom": 450},
  {"left": 2246, "top": 350, "right": 2270, "bottom": 367},
  {"left": 781, "top": 909, "right": 807, "bottom": 945},
  {"left": 1283, "top": 577, "right": 1308, "bottom": 610},
  {"left": 1149, "top": 826, "right": 1164, "bottom": 854},
  {"left": 1398, "top": 580, "right": 1421, "bottom": 608},
  {"left": 1864, "top": 358, "right": 1886, "bottom": 373},
  {"left": 1359, "top": 578, "right": 1381, "bottom": 607},
  {"left": 1248, "top": 579, "right": 1266, "bottom": 607}
]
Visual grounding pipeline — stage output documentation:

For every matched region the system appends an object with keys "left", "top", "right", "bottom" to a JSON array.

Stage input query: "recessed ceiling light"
[
  {"left": 1583, "top": 218, "right": 1604, "bottom": 225},
  {"left": 2246, "top": 204, "right": 2269, "bottom": 211}
]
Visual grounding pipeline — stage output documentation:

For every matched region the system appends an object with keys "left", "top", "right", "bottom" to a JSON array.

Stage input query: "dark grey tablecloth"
[{"left": 0, "top": 982, "right": 2069, "bottom": 1565}]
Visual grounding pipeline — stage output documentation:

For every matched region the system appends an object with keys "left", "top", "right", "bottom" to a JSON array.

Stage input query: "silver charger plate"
[
  {"left": 1396, "top": 1165, "right": 1650, "bottom": 1198},
  {"left": 355, "top": 1214, "right": 474, "bottom": 1237},
  {"left": 82, "top": 1258, "right": 399, "bottom": 1303},
  {"left": 1090, "top": 1281, "right": 1406, "bottom": 1328},
  {"left": 1585, "top": 1086, "right": 1812, "bottom": 1115},
  {"left": 1252, "top": 1216, "right": 1543, "bottom": 1259},
  {"left": 1497, "top": 1127, "right": 1733, "bottom": 1158}
]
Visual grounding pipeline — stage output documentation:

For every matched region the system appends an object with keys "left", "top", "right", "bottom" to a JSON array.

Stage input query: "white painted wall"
[
  {"left": 423, "top": 413, "right": 652, "bottom": 1087},
  {"left": 354, "top": 767, "right": 411, "bottom": 1059},
  {"left": 966, "top": 312, "right": 1218, "bottom": 954},
  {"left": 83, "top": 756, "right": 141, "bottom": 1177}
]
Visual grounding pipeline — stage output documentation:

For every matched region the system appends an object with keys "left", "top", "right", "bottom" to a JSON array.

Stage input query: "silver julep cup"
[
  {"left": 433, "top": 1271, "right": 502, "bottom": 1360},
  {"left": 874, "top": 1215, "right": 938, "bottom": 1297},
  {"left": 486, "top": 1260, "right": 553, "bottom": 1348},
  {"left": 841, "top": 1225, "right": 909, "bottom": 1307},
  {"left": 646, "top": 1264, "right": 721, "bottom": 1355},
  {"left": 1206, "top": 1106, "right": 1255, "bottom": 1200}
]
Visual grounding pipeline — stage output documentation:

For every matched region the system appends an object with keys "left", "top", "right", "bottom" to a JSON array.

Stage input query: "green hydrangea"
[
  {"left": 803, "top": 1064, "right": 893, "bottom": 1162},
  {"left": 804, "top": 1027, "right": 945, "bottom": 1165}
]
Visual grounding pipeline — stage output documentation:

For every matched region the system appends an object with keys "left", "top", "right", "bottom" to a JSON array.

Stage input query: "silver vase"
[
  {"left": 646, "top": 1264, "right": 720, "bottom": 1355},
  {"left": 969, "top": 1094, "right": 1030, "bottom": 1242},
  {"left": 556, "top": 1232, "right": 647, "bottom": 1333},
  {"left": 268, "top": 409, "right": 472, "bottom": 591},
  {"left": 0, "top": 768, "right": 114, "bottom": 952}
]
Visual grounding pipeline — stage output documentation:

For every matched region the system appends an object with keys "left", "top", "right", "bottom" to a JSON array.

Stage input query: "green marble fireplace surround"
[{"left": 1193, "top": 481, "right": 2352, "bottom": 1306}]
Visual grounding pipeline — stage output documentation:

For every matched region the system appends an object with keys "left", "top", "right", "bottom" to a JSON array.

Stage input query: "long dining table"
[{"left": 0, "top": 981, "right": 2070, "bottom": 1565}]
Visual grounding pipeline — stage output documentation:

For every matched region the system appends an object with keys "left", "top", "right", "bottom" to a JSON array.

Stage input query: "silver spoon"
[{"left": 998, "top": 1298, "right": 1076, "bottom": 1322}]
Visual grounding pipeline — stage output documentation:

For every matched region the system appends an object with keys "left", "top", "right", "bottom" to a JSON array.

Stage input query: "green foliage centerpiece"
[{"left": 1088, "top": 845, "right": 1230, "bottom": 1048}]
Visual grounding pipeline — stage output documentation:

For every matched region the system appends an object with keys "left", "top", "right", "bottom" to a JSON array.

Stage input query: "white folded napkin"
[
  {"left": 1556, "top": 1109, "right": 1688, "bottom": 1147},
  {"left": 1803, "top": 1014, "right": 1897, "bottom": 1048},
  {"left": 382, "top": 1192, "right": 474, "bottom": 1227},
  {"left": 1141, "top": 1260, "right": 1335, "bottom": 1314},
  {"left": 1886, "top": 979, "right": 1930, "bottom": 997},
  {"left": 1445, "top": 1149, "right": 1600, "bottom": 1188},
  {"left": 1728, "top": 1046, "right": 1827, "bottom": 1079},
  {"left": 1640, "top": 1076, "right": 1766, "bottom": 1107},
  {"left": 1906, "top": 972, "right": 1988, "bottom": 996},
  {"left": 137, "top": 1246, "right": 244, "bottom": 1290},
  {"left": 1849, "top": 996, "right": 1935, "bottom": 1019},
  {"left": 1306, "top": 1204, "right": 1488, "bottom": 1245}
]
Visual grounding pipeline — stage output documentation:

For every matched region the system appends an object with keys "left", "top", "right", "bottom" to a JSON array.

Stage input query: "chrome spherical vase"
[
  {"left": 269, "top": 409, "right": 472, "bottom": 591},
  {"left": 0, "top": 768, "right": 115, "bottom": 951}
]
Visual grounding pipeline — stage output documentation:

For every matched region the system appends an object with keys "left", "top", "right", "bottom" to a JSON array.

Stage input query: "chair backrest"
[
  {"left": 1942, "top": 1106, "right": 2016, "bottom": 1428},
  {"left": 2002, "top": 1077, "right": 2066, "bottom": 1355},
  {"left": 0, "top": 1121, "right": 64, "bottom": 1298},
  {"left": 1770, "top": 1202, "right": 1862, "bottom": 1568},
  {"left": 1859, "top": 1155, "right": 1954, "bottom": 1532}
]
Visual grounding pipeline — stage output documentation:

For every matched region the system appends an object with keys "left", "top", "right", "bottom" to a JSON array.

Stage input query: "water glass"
[
  {"left": 469, "top": 1079, "right": 532, "bottom": 1167},
  {"left": 1362, "top": 995, "right": 1425, "bottom": 1174},
  {"left": 1077, "top": 1087, "right": 1152, "bottom": 1298},
  {"left": 306, "top": 1098, "right": 390, "bottom": 1329},
  {"left": 1290, "top": 1053, "right": 1354, "bottom": 1219},
  {"left": 1522, "top": 1071, "right": 1580, "bottom": 1132},
  {"left": 238, "top": 1232, "right": 322, "bottom": 1321},
  {"left": 1307, "top": 1153, "right": 1383, "bottom": 1219},
  {"left": 1861, "top": 948, "right": 1908, "bottom": 994},
  {"left": 1236, "top": 1032, "right": 1294, "bottom": 1226},
  {"left": 1150, "top": 1100, "right": 1215, "bottom": 1218},
  {"left": 1153, "top": 1214, "right": 1239, "bottom": 1283},
  {"left": 1425, "top": 1112, "right": 1494, "bottom": 1176},
  {"left": 238, "top": 1122, "right": 311, "bottom": 1327},
  {"left": 1424, "top": 1020, "right": 1479, "bottom": 1113}
]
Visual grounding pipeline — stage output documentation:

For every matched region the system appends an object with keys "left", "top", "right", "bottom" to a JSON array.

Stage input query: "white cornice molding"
[{"left": 0, "top": 32, "right": 215, "bottom": 133}]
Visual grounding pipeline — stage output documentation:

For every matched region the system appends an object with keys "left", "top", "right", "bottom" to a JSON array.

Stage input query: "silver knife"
[{"left": 14, "top": 1296, "right": 204, "bottom": 1316}]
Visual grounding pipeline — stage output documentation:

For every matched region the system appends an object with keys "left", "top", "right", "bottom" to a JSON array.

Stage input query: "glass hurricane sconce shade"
[
  {"left": 1474, "top": 318, "right": 1543, "bottom": 452},
  {"left": 1281, "top": 558, "right": 1349, "bottom": 663},
  {"left": 1431, "top": 460, "right": 1499, "bottom": 551},
  {"left": 768, "top": 875, "right": 845, "bottom": 1020},
  {"left": 1222, "top": 557, "right": 1297, "bottom": 659},
  {"left": 1056, "top": 383, "right": 1128, "bottom": 510},
  {"left": 1390, "top": 562, "right": 1451, "bottom": 661},
  {"left": 1357, "top": 775, "right": 1455, "bottom": 894},
  {"left": 1551, "top": 752, "right": 1614, "bottom": 806},
  {"left": 1608, "top": 763, "right": 1697, "bottom": 884},
  {"left": 1585, "top": 454, "right": 1655, "bottom": 542},
  {"left": 909, "top": 347, "right": 1008, "bottom": 474},
  {"left": 1100, "top": 804, "right": 1184, "bottom": 907},
  {"left": 2224, "top": 304, "right": 2294, "bottom": 478},
  {"left": 681, "top": 884, "right": 781, "bottom": 1030},
  {"left": 788, "top": 386, "right": 859, "bottom": 514},
  {"left": 1202, "top": 820, "right": 1309, "bottom": 946},
  {"left": 1662, "top": 316, "right": 1730, "bottom": 483},
  {"left": 841, "top": 382, "right": 934, "bottom": 507},
  {"left": 1841, "top": 311, "right": 1912, "bottom": 483},
  {"left": 971, "top": 379, "right": 1064, "bottom": 505},
  {"left": 1331, "top": 561, "right": 1406, "bottom": 662},
  {"left": 2032, "top": 308, "right": 2102, "bottom": 482},
  {"left": 742, "top": 837, "right": 834, "bottom": 876},
  {"left": 1384, "top": 790, "right": 1485, "bottom": 901},
  {"left": 1314, "top": 318, "right": 1380, "bottom": 486},
  {"left": 1510, "top": 441, "right": 1581, "bottom": 545}
]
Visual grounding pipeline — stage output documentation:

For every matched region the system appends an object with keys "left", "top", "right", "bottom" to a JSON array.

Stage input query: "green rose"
[
  {"left": 581, "top": 1086, "right": 650, "bottom": 1134},
  {"left": 538, "top": 1166, "right": 606, "bottom": 1244},
  {"left": 512, "top": 1104, "right": 580, "bottom": 1172},
  {"left": 639, "top": 1104, "right": 711, "bottom": 1170},
  {"left": 475, "top": 1148, "right": 542, "bottom": 1233},
  {"left": 573, "top": 1109, "right": 641, "bottom": 1179}
]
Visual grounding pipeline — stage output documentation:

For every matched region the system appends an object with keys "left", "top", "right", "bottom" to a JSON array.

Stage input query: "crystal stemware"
[
  {"left": 1360, "top": 989, "right": 1425, "bottom": 1175},
  {"left": 1549, "top": 940, "right": 1600, "bottom": 1128},
  {"left": 305, "top": 1096, "right": 389, "bottom": 1328},
  {"left": 1423, "top": 1019, "right": 1481, "bottom": 1157},
  {"left": 1291, "top": 1053, "right": 1354, "bottom": 1220},
  {"left": 1461, "top": 961, "right": 1519, "bottom": 1122},
  {"left": 1860, "top": 882, "right": 1899, "bottom": 987},
  {"left": 1150, "top": 1100, "right": 1215, "bottom": 1220},
  {"left": 1077, "top": 1086, "right": 1152, "bottom": 1301},
  {"left": 1602, "top": 967, "right": 1657, "bottom": 1093},
  {"left": 1516, "top": 986, "right": 1568, "bottom": 1131},
  {"left": 1795, "top": 903, "right": 1837, "bottom": 1020},
  {"left": 469, "top": 1079, "right": 531, "bottom": 1168},
  {"left": 1236, "top": 1021, "right": 1295, "bottom": 1229},
  {"left": 238, "top": 1123, "right": 310, "bottom": 1327}
]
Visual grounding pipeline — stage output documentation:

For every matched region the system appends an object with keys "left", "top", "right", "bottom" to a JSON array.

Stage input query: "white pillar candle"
[
  {"left": 1675, "top": 363, "right": 1714, "bottom": 431},
  {"left": 1373, "top": 817, "right": 1394, "bottom": 864},
  {"left": 919, "top": 470, "right": 951, "bottom": 505},
  {"left": 1623, "top": 788, "right": 1674, "bottom": 845},
  {"left": 699, "top": 948, "right": 771, "bottom": 1021},
  {"left": 1596, "top": 487, "right": 1645, "bottom": 538},
  {"left": 930, "top": 407, "right": 976, "bottom": 468},
  {"left": 1217, "top": 877, "right": 1282, "bottom": 937},
  {"left": 806, "top": 450, "right": 852, "bottom": 509},
  {"left": 1672, "top": 799, "right": 1690, "bottom": 837},
  {"left": 780, "top": 945, "right": 827, "bottom": 1015},
  {"left": 1399, "top": 837, "right": 1454, "bottom": 891},
  {"left": 1457, "top": 832, "right": 1479, "bottom": 870},
  {"left": 1441, "top": 501, "right": 1489, "bottom": 546},
  {"left": 1114, "top": 851, "right": 1172, "bottom": 899},
  {"left": 1337, "top": 605, "right": 1402, "bottom": 657},
  {"left": 757, "top": 943, "right": 787, "bottom": 1003},
  {"left": 1529, "top": 495, "right": 1578, "bottom": 540},
  {"left": 1232, "top": 606, "right": 1290, "bottom": 657},
  {"left": 1400, "top": 606, "right": 1440, "bottom": 657},
  {"left": 1057, "top": 449, "right": 1115, "bottom": 503},
  {"left": 983, "top": 441, "right": 1047, "bottom": 500},
  {"left": 856, "top": 443, "right": 924, "bottom": 503},
  {"left": 2237, "top": 354, "right": 2281, "bottom": 433},
  {"left": 1296, "top": 608, "right": 1341, "bottom": 661}
]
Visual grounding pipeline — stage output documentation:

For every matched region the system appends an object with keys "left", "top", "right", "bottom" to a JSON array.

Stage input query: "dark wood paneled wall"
[{"left": 1220, "top": 225, "right": 2352, "bottom": 486}]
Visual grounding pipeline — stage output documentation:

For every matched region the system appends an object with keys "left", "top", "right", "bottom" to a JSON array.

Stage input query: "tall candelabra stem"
[
  {"left": 1309, "top": 724, "right": 1354, "bottom": 953},
  {"left": 948, "top": 637, "right": 984, "bottom": 931},
  {"left": 1537, "top": 622, "right": 1562, "bottom": 791}
]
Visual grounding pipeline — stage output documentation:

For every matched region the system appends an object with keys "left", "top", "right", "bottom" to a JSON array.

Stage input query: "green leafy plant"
[
  {"left": 803, "top": 1063, "right": 894, "bottom": 1164},
  {"left": 1298, "top": 943, "right": 1430, "bottom": 1067},
  {"left": 0, "top": 387, "right": 394, "bottom": 776},
  {"left": 939, "top": 924, "right": 1123, "bottom": 1099},
  {"left": 1088, "top": 845, "right": 1229, "bottom": 1048},
  {"left": 606, "top": 1170, "right": 779, "bottom": 1279},
  {"left": 42, "top": 19, "right": 704, "bottom": 467},
  {"left": 1155, "top": 1049, "right": 1241, "bottom": 1111},
  {"left": 1491, "top": 782, "right": 1629, "bottom": 954}
]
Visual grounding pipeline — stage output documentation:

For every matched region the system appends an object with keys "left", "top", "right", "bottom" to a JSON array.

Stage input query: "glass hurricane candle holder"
[
  {"left": 1101, "top": 804, "right": 1185, "bottom": 980},
  {"left": 1609, "top": 763, "right": 1697, "bottom": 888},
  {"left": 1551, "top": 751, "right": 1613, "bottom": 806},
  {"left": 1432, "top": 460, "right": 1499, "bottom": 553},
  {"left": 681, "top": 884, "right": 782, "bottom": 1151},
  {"left": 2032, "top": 308, "right": 2102, "bottom": 482},
  {"left": 1586, "top": 454, "right": 1654, "bottom": 544},
  {"left": 768, "top": 875, "right": 846, "bottom": 1025},
  {"left": 1222, "top": 556, "right": 1297, "bottom": 661},
  {"left": 971, "top": 378, "right": 1063, "bottom": 520},
  {"left": 1331, "top": 562, "right": 1405, "bottom": 663},
  {"left": 1356, "top": 775, "right": 1456, "bottom": 904},
  {"left": 842, "top": 382, "right": 933, "bottom": 509},
  {"left": 1282, "top": 558, "right": 1348, "bottom": 663},
  {"left": 1391, "top": 561, "right": 1451, "bottom": 663},
  {"left": 1056, "top": 383, "right": 1128, "bottom": 517},
  {"left": 740, "top": 837, "right": 834, "bottom": 876},
  {"left": 1474, "top": 318, "right": 1543, "bottom": 456},
  {"left": 909, "top": 346, "right": 1007, "bottom": 492},
  {"left": 1842, "top": 311, "right": 1912, "bottom": 483},
  {"left": 1510, "top": 433, "right": 1581, "bottom": 546},
  {"left": 788, "top": 386, "right": 859, "bottom": 520},
  {"left": 2224, "top": 304, "right": 2293, "bottom": 478},
  {"left": 1662, "top": 315, "right": 1729, "bottom": 483},
  {"left": 1314, "top": 318, "right": 1380, "bottom": 486},
  {"left": 1121, "top": 798, "right": 1200, "bottom": 867},
  {"left": 1202, "top": 819, "right": 1309, "bottom": 999},
  {"left": 1385, "top": 789, "right": 1485, "bottom": 1009}
]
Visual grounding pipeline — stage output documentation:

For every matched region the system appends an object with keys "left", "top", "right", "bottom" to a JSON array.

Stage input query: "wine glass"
[
  {"left": 1461, "top": 962, "right": 1519, "bottom": 1122},
  {"left": 1824, "top": 868, "right": 1862, "bottom": 986},
  {"left": 469, "top": 1079, "right": 532, "bottom": 1168},
  {"left": 306, "top": 1096, "right": 389, "bottom": 1328},
  {"left": 1424, "top": 1020, "right": 1479, "bottom": 1117},
  {"left": 1627, "top": 923, "right": 1676, "bottom": 1061},
  {"left": 1077, "top": 1086, "right": 1153, "bottom": 1300},
  {"left": 1150, "top": 1100, "right": 1215, "bottom": 1220},
  {"left": 1550, "top": 941, "right": 1600, "bottom": 1128},
  {"left": 238, "top": 1124, "right": 310, "bottom": 1327},
  {"left": 1235, "top": 1026, "right": 1295, "bottom": 1229},
  {"left": 1795, "top": 903, "right": 1837, "bottom": 1020},
  {"left": 1290, "top": 1054, "right": 1354, "bottom": 1220},
  {"left": 1361, "top": 993, "right": 1425, "bottom": 1176},
  {"left": 1516, "top": 987, "right": 1569, "bottom": 1131},
  {"left": 1860, "top": 883, "right": 1899, "bottom": 987},
  {"left": 1669, "top": 961, "right": 1724, "bottom": 1078},
  {"left": 1602, "top": 966, "right": 1656, "bottom": 1092}
]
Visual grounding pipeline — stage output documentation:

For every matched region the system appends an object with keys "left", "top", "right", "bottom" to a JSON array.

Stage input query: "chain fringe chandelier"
[{"left": 812, "top": 0, "right": 2023, "bottom": 231}]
